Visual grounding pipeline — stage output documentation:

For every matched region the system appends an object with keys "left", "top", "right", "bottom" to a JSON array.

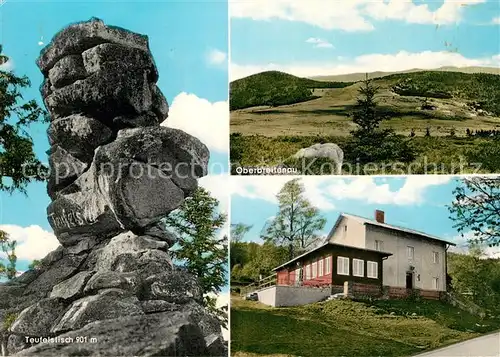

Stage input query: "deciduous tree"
[
  {"left": 262, "top": 179, "right": 326, "bottom": 260},
  {"left": 449, "top": 177, "right": 500, "bottom": 246}
]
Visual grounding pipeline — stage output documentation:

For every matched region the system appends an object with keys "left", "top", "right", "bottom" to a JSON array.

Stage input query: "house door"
[{"left": 406, "top": 272, "right": 413, "bottom": 289}]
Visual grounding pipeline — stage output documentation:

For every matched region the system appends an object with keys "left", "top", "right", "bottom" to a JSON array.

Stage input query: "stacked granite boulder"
[{"left": 0, "top": 18, "right": 225, "bottom": 356}]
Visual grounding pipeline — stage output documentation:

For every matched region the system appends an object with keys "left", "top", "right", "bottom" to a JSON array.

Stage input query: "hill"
[
  {"left": 230, "top": 71, "right": 353, "bottom": 110},
  {"left": 311, "top": 66, "right": 500, "bottom": 82},
  {"left": 231, "top": 70, "right": 500, "bottom": 138},
  {"left": 231, "top": 295, "right": 500, "bottom": 357}
]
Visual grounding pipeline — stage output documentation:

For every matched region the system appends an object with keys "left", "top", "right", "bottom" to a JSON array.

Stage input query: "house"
[
  {"left": 327, "top": 210, "right": 456, "bottom": 297},
  {"left": 256, "top": 242, "right": 392, "bottom": 307},
  {"left": 253, "top": 210, "right": 456, "bottom": 307}
]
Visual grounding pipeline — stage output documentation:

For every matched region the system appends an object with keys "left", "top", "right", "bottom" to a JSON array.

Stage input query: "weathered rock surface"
[
  {"left": 37, "top": 18, "right": 150, "bottom": 75},
  {"left": 50, "top": 271, "right": 94, "bottom": 300},
  {"left": 82, "top": 42, "right": 158, "bottom": 82},
  {"left": 48, "top": 55, "right": 87, "bottom": 88},
  {"left": 47, "top": 115, "right": 114, "bottom": 163},
  {"left": 46, "top": 127, "right": 208, "bottom": 243},
  {"left": 47, "top": 146, "right": 87, "bottom": 195},
  {"left": 9, "top": 298, "right": 67, "bottom": 336},
  {"left": 15, "top": 311, "right": 210, "bottom": 356},
  {"left": 51, "top": 290, "right": 143, "bottom": 334},
  {"left": 0, "top": 18, "right": 224, "bottom": 357}
]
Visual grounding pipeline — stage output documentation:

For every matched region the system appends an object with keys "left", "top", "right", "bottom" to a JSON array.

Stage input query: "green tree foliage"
[
  {"left": 230, "top": 240, "right": 288, "bottom": 283},
  {"left": 390, "top": 71, "right": 500, "bottom": 116},
  {"left": 0, "top": 46, "right": 49, "bottom": 194},
  {"left": 165, "top": 187, "right": 228, "bottom": 326},
  {"left": 351, "top": 78, "right": 384, "bottom": 133},
  {"left": 28, "top": 259, "right": 42, "bottom": 271},
  {"left": 448, "top": 248, "right": 500, "bottom": 311},
  {"left": 0, "top": 230, "right": 16, "bottom": 280},
  {"left": 231, "top": 223, "right": 252, "bottom": 243},
  {"left": 466, "top": 140, "right": 500, "bottom": 173},
  {"left": 262, "top": 179, "right": 326, "bottom": 260},
  {"left": 346, "top": 77, "right": 416, "bottom": 167},
  {"left": 230, "top": 223, "right": 252, "bottom": 275},
  {"left": 448, "top": 177, "right": 500, "bottom": 246}
]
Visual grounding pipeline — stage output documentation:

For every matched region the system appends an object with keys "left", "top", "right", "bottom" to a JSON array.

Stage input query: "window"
[
  {"left": 305, "top": 265, "right": 311, "bottom": 280},
  {"left": 325, "top": 256, "right": 331, "bottom": 274},
  {"left": 407, "top": 246, "right": 414, "bottom": 259},
  {"left": 342, "top": 225, "right": 348, "bottom": 239},
  {"left": 295, "top": 268, "right": 300, "bottom": 282},
  {"left": 367, "top": 261, "right": 378, "bottom": 278},
  {"left": 337, "top": 256, "right": 349, "bottom": 275},
  {"left": 375, "top": 240, "right": 384, "bottom": 251},
  {"left": 433, "top": 251, "right": 439, "bottom": 264},
  {"left": 312, "top": 262, "right": 317, "bottom": 278},
  {"left": 353, "top": 259, "right": 364, "bottom": 277},
  {"left": 319, "top": 259, "right": 324, "bottom": 276},
  {"left": 432, "top": 277, "right": 439, "bottom": 290}
]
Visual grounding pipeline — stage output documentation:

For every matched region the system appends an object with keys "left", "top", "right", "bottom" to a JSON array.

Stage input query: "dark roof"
[
  {"left": 272, "top": 242, "right": 392, "bottom": 271},
  {"left": 328, "top": 213, "right": 456, "bottom": 246}
]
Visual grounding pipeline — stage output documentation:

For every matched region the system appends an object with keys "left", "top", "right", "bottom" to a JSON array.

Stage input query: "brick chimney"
[{"left": 375, "top": 210, "right": 385, "bottom": 223}]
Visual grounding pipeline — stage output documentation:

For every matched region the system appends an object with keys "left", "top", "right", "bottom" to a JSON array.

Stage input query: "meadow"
[{"left": 230, "top": 69, "right": 500, "bottom": 174}]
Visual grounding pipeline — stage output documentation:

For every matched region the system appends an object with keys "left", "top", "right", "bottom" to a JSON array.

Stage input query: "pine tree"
[
  {"left": 351, "top": 75, "right": 385, "bottom": 134},
  {"left": 165, "top": 187, "right": 228, "bottom": 327}
]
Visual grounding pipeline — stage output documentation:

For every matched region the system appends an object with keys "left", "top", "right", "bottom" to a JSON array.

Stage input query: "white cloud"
[
  {"left": 230, "top": 0, "right": 374, "bottom": 31},
  {"left": 229, "top": 0, "right": 485, "bottom": 31},
  {"left": 162, "top": 93, "right": 228, "bottom": 154},
  {"left": 448, "top": 231, "right": 500, "bottom": 259},
  {"left": 0, "top": 225, "right": 60, "bottom": 261},
  {"left": 206, "top": 291, "right": 229, "bottom": 340},
  {"left": 206, "top": 49, "right": 227, "bottom": 66},
  {"left": 364, "top": 0, "right": 486, "bottom": 25},
  {"left": 231, "top": 176, "right": 335, "bottom": 210},
  {"left": 200, "top": 174, "right": 229, "bottom": 213},
  {"left": 324, "top": 176, "right": 451, "bottom": 205},
  {"left": 0, "top": 58, "right": 13, "bottom": 71},
  {"left": 199, "top": 174, "right": 230, "bottom": 241},
  {"left": 492, "top": 16, "right": 500, "bottom": 24},
  {"left": 231, "top": 176, "right": 450, "bottom": 209},
  {"left": 306, "top": 37, "right": 334, "bottom": 49},
  {"left": 231, "top": 51, "right": 500, "bottom": 80}
]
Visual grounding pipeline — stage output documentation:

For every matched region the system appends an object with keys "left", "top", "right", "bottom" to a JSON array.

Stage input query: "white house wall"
[
  {"left": 257, "top": 286, "right": 277, "bottom": 307},
  {"left": 329, "top": 216, "right": 366, "bottom": 248},
  {"left": 365, "top": 225, "right": 447, "bottom": 291}
]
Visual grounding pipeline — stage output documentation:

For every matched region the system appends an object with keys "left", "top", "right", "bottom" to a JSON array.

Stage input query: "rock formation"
[
  {"left": 291, "top": 143, "right": 344, "bottom": 174},
  {"left": 0, "top": 18, "right": 225, "bottom": 356}
]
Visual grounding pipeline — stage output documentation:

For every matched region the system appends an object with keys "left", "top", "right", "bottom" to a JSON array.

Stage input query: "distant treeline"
[{"left": 389, "top": 71, "right": 500, "bottom": 116}]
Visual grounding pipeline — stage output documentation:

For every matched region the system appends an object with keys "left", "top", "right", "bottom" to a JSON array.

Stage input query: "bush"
[
  {"left": 466, "top": 140, "right": 500, "bottom": 173},
  {"left": 230, "top": 133, "right": 245, "bottom": 164},
  {"left": 344, "top": 129, "right": 417, "bottom": 167}
]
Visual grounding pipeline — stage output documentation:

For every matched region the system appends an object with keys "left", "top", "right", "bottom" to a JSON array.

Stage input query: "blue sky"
[
  {"left": 230, "top": 0, "right": 500, "bottom": 79},
  {"left": 0, "top": 0, "right": 229, "bottom": 275},
  {"left": 231, "top": 176, "right": 499, "bottom": 257}
]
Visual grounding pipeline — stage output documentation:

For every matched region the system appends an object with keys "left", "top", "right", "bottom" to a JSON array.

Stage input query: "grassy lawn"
[
  {"left": 230, "top": 295, "right": 500, "bottom": 357},
  {"left": 230, "top": 134, "right": 495, "bottom": 174}
]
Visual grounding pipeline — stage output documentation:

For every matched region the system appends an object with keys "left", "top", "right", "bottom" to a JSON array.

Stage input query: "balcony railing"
[{"left": 240, "top": 273, "right": 277, "bottom": 296}]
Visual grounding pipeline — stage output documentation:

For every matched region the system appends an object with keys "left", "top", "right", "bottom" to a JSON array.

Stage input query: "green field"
[
  {"left": 230, "top": 69, "right": 500, "bottom": 173},
  {"left": 231, "top": 295, "right": 500, "bottom": 357},
  {"left": 230, "top": 134, "right": 498, "bottom": 175}
]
